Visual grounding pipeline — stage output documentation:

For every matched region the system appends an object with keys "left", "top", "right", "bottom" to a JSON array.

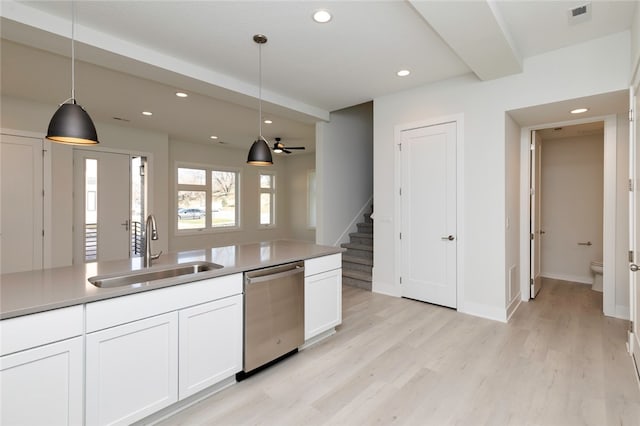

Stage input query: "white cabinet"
[
  {"left": 0, "top": 306, "right": 84, "bottom": 426},
  {"left": 85, "top": 312, "right": 179, "bottom": 426},
  {"left": 304, "top": 254, "right": 342, "bottom": 341},
  {"left": 1, "top": 337, "right": 83, "bottom": 426},
  {"left": 84, "top": 274, "right": 243, "bottom": 425},
  {"left": 179, "top": 294, "right": 243, "bottom": 399}
]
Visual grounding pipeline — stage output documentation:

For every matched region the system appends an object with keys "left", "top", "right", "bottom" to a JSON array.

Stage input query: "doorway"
[
  {"left": 521, "top": 115, "right": 619, "bottom": 317},
  {"left": 532, "top": 123, "right": 605, "bottom": 298},
  {"left": 73, "top": 150, "right": 147, "bottom": 264}
]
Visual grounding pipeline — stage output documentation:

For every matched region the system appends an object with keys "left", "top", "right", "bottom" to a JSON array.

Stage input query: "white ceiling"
[{"left": 1, "top": 1, "right": 637, "bottom": 151}]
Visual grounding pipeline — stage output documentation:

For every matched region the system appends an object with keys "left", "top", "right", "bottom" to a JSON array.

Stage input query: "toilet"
[{"left": 590, "top": 260, "right": 603, "bottom": 292}]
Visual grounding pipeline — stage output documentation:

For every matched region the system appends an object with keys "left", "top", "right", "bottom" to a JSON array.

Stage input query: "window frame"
[
  {"left": 175, "top": 162, "right": 241, "bottom": 235},
  {"left": 259, "top": 171, "right": 276, "bottom": 228}
]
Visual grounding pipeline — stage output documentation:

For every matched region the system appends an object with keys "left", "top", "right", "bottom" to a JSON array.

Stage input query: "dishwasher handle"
[{"left": 245, "top": 265, "right": 305, "bottom": 285}]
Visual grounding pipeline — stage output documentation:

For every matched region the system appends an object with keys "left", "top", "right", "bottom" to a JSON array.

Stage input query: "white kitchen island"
[{"left": 0, "top": 240, "right": 343, "bottom": 426}]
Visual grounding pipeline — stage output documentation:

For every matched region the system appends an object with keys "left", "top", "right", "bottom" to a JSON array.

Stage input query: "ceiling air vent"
[{"left": 568, "top": 3, "right": 592, "bottom": 25}]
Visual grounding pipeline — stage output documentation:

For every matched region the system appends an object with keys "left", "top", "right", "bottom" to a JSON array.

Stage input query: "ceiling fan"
[{"left": 272, "top": 137, "right": 305, "bottom": 154}]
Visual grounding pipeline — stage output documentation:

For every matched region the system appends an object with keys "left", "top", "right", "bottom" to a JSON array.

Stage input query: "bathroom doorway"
[
  {"left": 536, "top": 122, "right": 605, "bottom": 292},
  {"left": 521, "top": 114, "right": 623, "bottom": 318}
]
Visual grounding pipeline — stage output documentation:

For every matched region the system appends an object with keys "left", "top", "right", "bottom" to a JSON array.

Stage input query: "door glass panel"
[
  {"left": 131, "top": 157, "right": 146, "bottom": 257},
  {"left": 85, "top": 159, "right": 98, "bottom": 262}
]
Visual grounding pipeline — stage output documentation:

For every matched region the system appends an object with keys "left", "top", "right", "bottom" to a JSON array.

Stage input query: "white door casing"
[
  {"left": 0, "top": 134, "right": 43, "bottom": 274},
  {"left": 73, "top": 150, "right": 130, "bottom": 264},
  {"left": 400, "top": 121, "right": 457, "bottom": 308},
  {"left": 530, "top": 131, "right": 543, "bottom": 298},
  {"left": 629, "top": 80, "right": 640, "bottom": 379}
]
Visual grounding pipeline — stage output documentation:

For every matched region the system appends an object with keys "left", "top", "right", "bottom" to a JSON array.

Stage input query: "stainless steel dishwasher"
[{"left": 239, "top": 261, "right": 305, "bottom": 378}]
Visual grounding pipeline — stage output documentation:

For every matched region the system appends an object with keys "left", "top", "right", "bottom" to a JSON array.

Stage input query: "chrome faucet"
[{"left": 144, "top": 214, "right": 162, "bottom": 267}]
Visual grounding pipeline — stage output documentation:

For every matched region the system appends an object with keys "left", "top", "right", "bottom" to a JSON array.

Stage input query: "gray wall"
[{"left": 316, "top": 101, "right": 373, "bottom": 246}]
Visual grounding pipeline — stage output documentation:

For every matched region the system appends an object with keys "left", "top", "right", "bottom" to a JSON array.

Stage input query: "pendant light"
[
  {"left": 247, "top": 34, "right": 273, "bottom": 166},
  {"left": 46, "top": 1, "right": 99, "bottom": 145}
]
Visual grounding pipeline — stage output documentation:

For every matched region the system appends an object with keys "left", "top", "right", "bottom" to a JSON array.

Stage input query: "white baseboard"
[
  {"left": 614, "top": 304, "right": 630, "bottom": 320},
  {"left": 371, "top": 280, "right": 401, "bottom": 297},
  {"left": 506, "top": 294, "right": 521, "bottom": 321},
  {"left": 458, "top": 301, "right": 507, "bottom": 323},
  {"left": 540, "top": 272, "right": 592, "bottom": 285}
]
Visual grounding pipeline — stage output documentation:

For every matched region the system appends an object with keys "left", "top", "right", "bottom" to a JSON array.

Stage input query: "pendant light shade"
[
  {"left": 247, "top": 34, "right": 272, "bottom": 166},
  {"left": 46, "top": 1, "right": 99, "bottom": 145},
  {"left": 247, "top": 138, "right": 273, "bottom": 165},
  {"left": 47, "top": 101, "right": 99, "bottom": 145}
]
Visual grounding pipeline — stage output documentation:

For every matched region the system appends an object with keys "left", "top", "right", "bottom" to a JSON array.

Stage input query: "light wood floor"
[{"left": 159, "top": 279, "right": 640, "bottom": 425}]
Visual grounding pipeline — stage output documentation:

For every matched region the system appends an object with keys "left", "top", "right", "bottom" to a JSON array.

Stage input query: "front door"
[
  {"left": 73, "top": 150, "right": 130, "bottom": 263},
  {"left": 400, "top": 121, "right": 457, "bottom": 308}
]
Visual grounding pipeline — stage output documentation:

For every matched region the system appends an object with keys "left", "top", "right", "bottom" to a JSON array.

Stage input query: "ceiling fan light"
[
  {"left": 46, "top": 101, "right": 99, "bottom": 145},
  {"left": 247, "top": 138, "right": 273, "bottom": 165}
]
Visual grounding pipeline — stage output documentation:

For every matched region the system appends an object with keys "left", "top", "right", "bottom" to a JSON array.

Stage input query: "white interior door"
[
  {"left": 0, "top": 134, "right": 43, "bottom": 274},
  {"left": 400, "top": 122, "right": 457, "bottom": 308},
  {"left": 530, "top": 131, "right": 543, "bottom": 298},
  {"left": 73, "top": 150, "right": 130, "bottom": 263},
  {"left": 629, "top": 80, "right": 640, "bottom": 379}
]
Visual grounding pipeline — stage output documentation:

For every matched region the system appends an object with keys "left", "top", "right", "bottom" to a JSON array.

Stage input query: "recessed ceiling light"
[
  {"left": 313, "top": 10, "right": 332, "bottom": 23},
  {"left": 175, "top": 92, "right": 188, "bottom": 98},
  {"left": 397, "top": 69, "right": 411, "bottom": 77},
  {"left": 142, "top": 111, "right": 153, "bottom": 116},
  {"left": 264, "top": 119, "right": 273, "bottom": 124},
  {"left": 570, "top": 108, "right": 589, "bottom": 114},
  {"left": 210, "top": 135, "right": 218, "bottom": 140}
]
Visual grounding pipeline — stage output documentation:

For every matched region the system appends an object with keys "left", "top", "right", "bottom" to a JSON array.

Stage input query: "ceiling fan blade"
[
  {"left": 284, "top": 149, "right": 292, "bottom": 154},
  {"left": 286, "top": 146, "right": 306, "bottom": 150}
]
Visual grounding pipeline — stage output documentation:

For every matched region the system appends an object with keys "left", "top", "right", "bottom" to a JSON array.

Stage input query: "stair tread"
[
  {"left": 342, "top": 269, "right": 372, "bottom": 281},
  {"left": 349, "top": 232, "right": 373, "bottom": 239},
  {"left": 341, "top": 243, "right": 374, "bottom": 251},
  {"left": 342, "top": 255, "right": 373, "bottom": 266}
]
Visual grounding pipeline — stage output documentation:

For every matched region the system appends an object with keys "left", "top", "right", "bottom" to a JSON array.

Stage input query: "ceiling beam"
[
  {"left": 409, "top": 0, "right": 522, "bottom": 81},
  {"left": 0, "top": 0, "right": 330, "bottom": 122}
]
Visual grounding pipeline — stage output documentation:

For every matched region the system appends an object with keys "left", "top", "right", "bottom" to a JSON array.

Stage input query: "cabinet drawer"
[
  {"left": 86, "top": 273, "right": 242, "bottom": 332},
  {"left": 0, "top": 305, "right": 83, "bottom": 356},
  {"left": 305, "top": 253, "right": 341, "bottom": 277}
]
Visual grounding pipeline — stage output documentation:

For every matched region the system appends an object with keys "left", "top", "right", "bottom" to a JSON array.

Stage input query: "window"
[
  {"left": 260, "top": 172, "right": 275, "bottom": 226},
  {"left": 176, "top": 165, "right": 239, "bottom": 232}
]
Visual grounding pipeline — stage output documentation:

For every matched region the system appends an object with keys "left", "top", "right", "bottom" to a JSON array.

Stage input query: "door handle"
[
  {"left": 631, "top": 264, "right": 639, "bottom": 272},
  {"left": 121, "top": 220, "right": 129, "bottom": 231},
  {"left": 441, "top": 235, "right": 455, "bottom": 241}
]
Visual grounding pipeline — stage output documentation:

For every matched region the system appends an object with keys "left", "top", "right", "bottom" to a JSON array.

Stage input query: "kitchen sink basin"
[{"left": 89, "top": 261, "right": 224, "bottom": 288}]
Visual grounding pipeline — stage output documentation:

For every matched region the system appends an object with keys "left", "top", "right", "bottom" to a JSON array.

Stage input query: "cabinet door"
[
  {"left": 179, "top": 294, "right": 243, "bottom": 399},
  {"left": 305, "top": 268, "right": 342, "bottom": 340},
  {"left": 0, "top": 337, "right": 83, "bottom": 426},
  {"left": 86, "top": 312, "right": 178, "bottom": 426}
]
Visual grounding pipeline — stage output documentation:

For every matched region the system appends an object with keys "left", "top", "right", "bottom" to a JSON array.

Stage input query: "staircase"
[{"left": 341, "top": 207, "right": 373, "bottom": 291}]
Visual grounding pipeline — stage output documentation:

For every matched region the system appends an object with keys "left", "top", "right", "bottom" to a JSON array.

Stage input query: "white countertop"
[{"left": 0, "top": 240, "right": 343, "bottom": 320}]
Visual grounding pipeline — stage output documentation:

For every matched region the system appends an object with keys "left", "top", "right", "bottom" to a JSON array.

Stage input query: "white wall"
[
  {"left": 316, "top": 101, "right": 373, "bottom": 246},
  {"left": 505, "top": 113, "right": 521, "bottom": 315},
  {"left": 1, "top": 95, "right": 170, "bottom": 264},
  {"left": 616, "top": 113, "right": 631, "bottom": 318},
  {"left": 373, "top": 31, "right": 630, "bottom": 321},
  {"left": 540, "top": 133, "right": 604, "bottom": 284},
  {"left": 285, "top": 152, "right": 316, "bottom": 242},
  {"left": 632, "top": 4, "right": 640, "bottom": 84}
]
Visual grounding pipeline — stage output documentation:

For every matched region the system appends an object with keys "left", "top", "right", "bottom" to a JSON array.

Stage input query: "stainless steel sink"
[{"left": 89, "top": 261, "right": 224, "bottom": 288}]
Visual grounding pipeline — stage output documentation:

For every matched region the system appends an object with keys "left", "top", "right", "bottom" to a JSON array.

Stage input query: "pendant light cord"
[
  {"left": 71, "top": 1, "right": 76, "bottom": 102},
  {"left": 258, "top": 41, "right": 263, "bottom": 141}
]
